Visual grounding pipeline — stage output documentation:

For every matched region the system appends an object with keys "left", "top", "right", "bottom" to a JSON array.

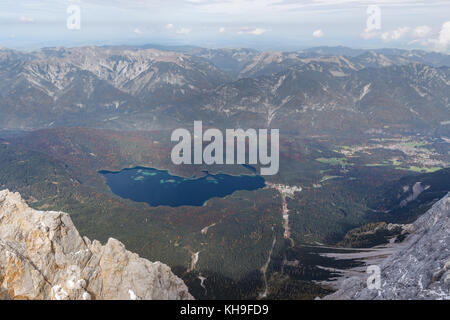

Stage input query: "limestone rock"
[
  {"left": 0, "top": 189, "right": 193, "bottom": 300},
  {"left": 325, "top": 192, "right": 450, "bottom": 300}
]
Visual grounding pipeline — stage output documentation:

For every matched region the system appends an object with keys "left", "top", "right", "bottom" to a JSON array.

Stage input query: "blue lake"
[{"left": 99, "top": 167, "right": 266, "bottom": 207}]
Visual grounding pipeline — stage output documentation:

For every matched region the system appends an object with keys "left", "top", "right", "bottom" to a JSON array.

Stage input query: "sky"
[{"left": 0, "top": 0, "right": 449, "bottom": 52}]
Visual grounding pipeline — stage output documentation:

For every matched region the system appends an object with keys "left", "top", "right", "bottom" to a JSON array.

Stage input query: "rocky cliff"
[
  {"left": 326, "top": 192, "right": 450, "bottom": 300},
  {"left": 0, "top": 189, "right": 193, "bottom": 300}
]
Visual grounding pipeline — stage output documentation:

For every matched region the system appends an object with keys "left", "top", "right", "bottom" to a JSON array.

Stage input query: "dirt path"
[{"left": 258, "top": 229, "right": 277, "bottom": 299}]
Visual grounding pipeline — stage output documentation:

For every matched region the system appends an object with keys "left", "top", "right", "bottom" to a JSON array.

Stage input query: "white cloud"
[
  {"left": 19, "top": 16, "right": 35, "bottom": 23},
  {"left": 360, "top": 21, "right": 450, "bottom": 53},
  {"left": 412, "top": 25, "right": 432, "bottom": 38},
  {"left": 312, "top": 29, "right": 324, "bottom": 38},
  {"left": 437, "top": 21, "right": 450, "bottom": 48},
  {"left": 181, "top": 0, "right": 446, "bottom": 16},
  {"left": 428, "top": 21, "right": 450, "bottom": 52},
  {"left": 164, "top": 24, "right": 191, "bottom": 35},
  {"left": 184, "top": 0, "right": 284, "bottom": 15},
  {"left": 237, "top": 27, "right": 268, "bottom": 36},
  {"left": 381, "top": 27, "right": 411, "bottom": 41},
  {"left": 176, "top": 27, "right": 192, "bottom": 35},
  {"left": 219, "top": 27, "right": 226, "bottom": 33},
  {"left": 134, "top": 28, "right": 143, "bottom": 35},
  {"left": 362, "top": 24, "right": 434, "bottom": 43},
  {"left": 360, "top": 29, "right": 380, "bottom": 40}
]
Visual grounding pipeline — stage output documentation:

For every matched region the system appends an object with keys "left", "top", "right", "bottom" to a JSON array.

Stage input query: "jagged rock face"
[
  {"left": 326, "top": 193, "right": 450, "bottom": 300},
  {"left": 0, "top": 190, "right": 193, "bottom": 300}
]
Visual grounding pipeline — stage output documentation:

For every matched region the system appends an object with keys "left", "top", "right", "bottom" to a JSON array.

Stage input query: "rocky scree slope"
[{"left": 326, "top": 192, "right": 450, "bottom": 300}]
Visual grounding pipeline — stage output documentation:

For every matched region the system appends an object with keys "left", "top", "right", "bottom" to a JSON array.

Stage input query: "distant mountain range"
[{"left": 0, "top": 45, "right": 449, "bottom": 135}]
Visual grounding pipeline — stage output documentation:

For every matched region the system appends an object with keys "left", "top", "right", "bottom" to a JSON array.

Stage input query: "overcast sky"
[{"left": 0, "top": 0, "right": 449, "bottom": 52}]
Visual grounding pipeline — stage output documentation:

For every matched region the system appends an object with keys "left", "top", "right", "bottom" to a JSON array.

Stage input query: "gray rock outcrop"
[
  {"left": 326, "top": 192, "right": 450, "bottom": 300},
  {"left": 0, "top": 190, "right": 193, "bottom": 300}
]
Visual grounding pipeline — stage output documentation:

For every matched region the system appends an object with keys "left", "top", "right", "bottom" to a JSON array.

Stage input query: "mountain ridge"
[{"left": 0, "top": 46, "right": 449, "bottom": 133}]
